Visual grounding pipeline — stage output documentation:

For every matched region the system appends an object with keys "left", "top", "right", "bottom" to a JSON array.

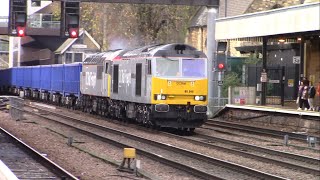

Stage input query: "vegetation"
[
  {"left": 221, "top": 53, "right": 262, "bottom": 97},
  {"left": 79, "top": 3, "right": 197, "bottom": 50},
  {"left": 221, "top": 71, "right": 241, "bottom": 97},
  {"left": 244, "top": 52, "right": 262, "bottom": 65}
]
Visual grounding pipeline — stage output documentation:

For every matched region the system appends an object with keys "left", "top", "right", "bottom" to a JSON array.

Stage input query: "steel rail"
[
  {"left": 16, "top": 105, "right": 224, "bottom": 180},
  {"left": 148, "top": 129, "right": 320, "bottom": 175},
  {"left": 137, "top": 121, "right": 320, "bottom": 175},
  {"left": 19, "top": 104, "right": 288, "bottom": 180},
  {"left": 196, "top": 131, "right": 320, "bottom": 164},
  {"left": 205, "top": 120, "right": 320, "bottom": 142}
]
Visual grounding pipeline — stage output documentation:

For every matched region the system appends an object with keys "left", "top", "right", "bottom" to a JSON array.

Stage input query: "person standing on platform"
[
  {"left": 308, "top": 82, "right": 316, "bottom": 111},
  {"left": 297, "top": 81, "right": 304, "bottom": 110},
  {"left": 297, "top": 79, "right": 310, "bottom": 110},
  {"left": 316, "top": 81, "right": 320, "bottom": 112}
]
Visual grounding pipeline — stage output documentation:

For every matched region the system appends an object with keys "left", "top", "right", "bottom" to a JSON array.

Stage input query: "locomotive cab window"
[
  {"left": 155, "top": 58, "right": 206, "bottom": 77},
  {"left": 182, "top": 58, "right": 207, "bottom": 78},
  {"left": 155, "top": 58, "right": 179, "bottom": 77}
]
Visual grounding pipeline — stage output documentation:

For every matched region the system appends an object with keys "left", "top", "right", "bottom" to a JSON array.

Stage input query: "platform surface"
[{"left": 226, "top": 104, "right": 320, "bottom": 118}]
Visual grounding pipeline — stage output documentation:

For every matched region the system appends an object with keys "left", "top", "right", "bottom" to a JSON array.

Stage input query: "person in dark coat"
[
  {"left": 297, "top": 81, "right": 304, "bottom": 110},
  {"left": 297, "top": 78, "right": 310, "bottom": 110}
]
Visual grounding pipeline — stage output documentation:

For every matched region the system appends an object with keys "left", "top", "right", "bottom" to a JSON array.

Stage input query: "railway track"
[
  {"left": 150, "top": 127, "right": 320, "bottom": 175},
  {"left": 0, "top": 127, "right": 78, "bottom": 180},
  {"left": 15, "top": 104, "right": 289, "bottom": 180},
  {"left": 69, "top": 109, "right": 320, "bottom": 176},
  {"left": 191, "top": 134, "right": 320, "bottom": 175},
  {"left": 204, "top": 120, "right": 320, "bottom": 143}
]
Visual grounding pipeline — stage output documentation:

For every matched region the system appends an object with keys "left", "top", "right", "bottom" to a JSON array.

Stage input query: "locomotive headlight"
[
  {"left": 156, "top": 94, "right": 166, "bottom": 100},
  {"left": 195, "top": 96, "right": 205, "bottom": 101}
]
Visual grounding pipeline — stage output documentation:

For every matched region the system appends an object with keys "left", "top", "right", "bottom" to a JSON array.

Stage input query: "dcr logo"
[{"left": 85, "top": 72, "right": 96, "bottom": 87}]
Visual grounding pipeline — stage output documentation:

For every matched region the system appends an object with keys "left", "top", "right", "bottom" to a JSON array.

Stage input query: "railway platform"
[
  {"left": 225, "top": 104, "right": 320, "bottom": 118},
  {"left": 0, "top": 160, "right": 18, "bottom": 180},
  {"left": 216, "top": 104, "right": 320, "bottom": 134}
]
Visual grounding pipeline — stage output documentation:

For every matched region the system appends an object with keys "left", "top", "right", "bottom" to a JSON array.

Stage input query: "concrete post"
[
  {"left": 206, "top": 6, "right": 218, "bottom": 118},
  {"left": 261, "top": 37, "right": 267, "bottom": 105},
  {"left": 8, "top": 37, "right": 14, "bottom": 68}
]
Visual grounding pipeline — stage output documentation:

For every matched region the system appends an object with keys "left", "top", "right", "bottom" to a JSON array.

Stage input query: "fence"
[
  {"left": 228, "top": 86, "right": 256, "bottom": 105},
  {"left": 9, "top": 97, "right": 24, "bottom": 121}
]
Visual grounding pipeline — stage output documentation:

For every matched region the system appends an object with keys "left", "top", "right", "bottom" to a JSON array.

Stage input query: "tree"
[
  {"left": 222, "top": 72, "right": 241, "bottom": 98},
  {"left": 79, "top": 3, "right": 197, "bottom": 49}
]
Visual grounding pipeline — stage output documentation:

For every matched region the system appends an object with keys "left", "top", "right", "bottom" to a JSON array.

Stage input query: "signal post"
[
  {"left": 61, "top": 1, "right": 80, "bottom": 38},
  {"left": 8, "top": 0, "right": 27, "bottom": 37}
]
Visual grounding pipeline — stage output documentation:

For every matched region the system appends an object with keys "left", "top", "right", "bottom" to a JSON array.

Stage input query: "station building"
[
  {"left": 2, "top": 1, "right": 101, "bottom": 67},
  {"left": 187, "top": 0, "right": 320, "bottom": 108},
  {"left": 216, "top": 2, "right": 319, "bottom": 107}
]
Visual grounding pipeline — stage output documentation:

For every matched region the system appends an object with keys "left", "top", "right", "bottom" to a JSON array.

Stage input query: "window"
[
  {"left": 105, "top": 63, "right": 109, "bottom": 73},
  {"left": 54, "top": 54, "right": 59, "bottom": 64},
  {"left": 74, "top": 53, "right": 83, "bottom": 62},
  {"left": 147, "top": 60, "right": 151, "bottom": 75},
  {"left": 182, "top": 58, "right": 206, "bottom": 77},
  {"left": 155, "top": 58, "right": 179, "bottom": 77},
  {"left": 113, "top": 65, "right": 119, "bottom": 93},
  {"left": 65, "top": 53, "right": 72, "bottom": 64},
  {"left": 136, "top": 63, "right": 142, "bottom": 96}
]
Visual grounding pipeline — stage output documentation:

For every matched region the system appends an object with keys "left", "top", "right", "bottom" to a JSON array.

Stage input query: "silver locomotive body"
[{"left": 80, "top": 44, "right": 208, "bottom": 131}]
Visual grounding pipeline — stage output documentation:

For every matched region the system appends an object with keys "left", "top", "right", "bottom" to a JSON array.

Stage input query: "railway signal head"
[
  {"left": 17, "top": 26, "right": 26, "bottom": 37},
  {"left": 62, "top": 2, "right": 80, "bottom": 38},
  {"left": 218, "top": 63, "right": 225, "bottom": 71},
  {"left": 69, "top": 28, "right": 79, "bottom": 38}
]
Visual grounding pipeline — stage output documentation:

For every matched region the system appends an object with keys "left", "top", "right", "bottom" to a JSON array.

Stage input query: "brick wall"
[
  {"left": 187, "top": 0, "right": 319, "bottom": 58},
  {"left": 220, "top": 0, "right": 255, "bottom": 18},
  {"left": 187, "top": 0, "right": 255, "bottom": 52},
  {"left": 246, "top": 0, "right": 303, "bottom": 13},
  {"left": 306, "top": 39, "right": 320, "bottom": 86}
]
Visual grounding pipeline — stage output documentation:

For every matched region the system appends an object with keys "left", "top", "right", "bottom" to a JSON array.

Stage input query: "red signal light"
[
  {"left": 218, "top": 63, "right": 225, "bottom": 70},
  {"left": 69, "top": 28, "right": 78, "bottom": 38},
  {"left": 17, "top": 26, "right": 26, "bottom": 37}
]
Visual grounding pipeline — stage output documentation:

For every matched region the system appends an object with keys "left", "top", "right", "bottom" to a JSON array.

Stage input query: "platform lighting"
[{"left": 278, "top": 39, "right": 285, "bottom": 43}]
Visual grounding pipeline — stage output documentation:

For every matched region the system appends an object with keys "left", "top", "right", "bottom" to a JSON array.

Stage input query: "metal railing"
[
  {"left": 0, "top": 16, "right": 9, "bottom": 27},
  {"left": 0, "top": 14, "right": 60, "bottom": 29}
]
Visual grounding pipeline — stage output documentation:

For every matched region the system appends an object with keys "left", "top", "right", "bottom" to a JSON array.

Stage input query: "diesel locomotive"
[{"left": 0, "top": 43, "right": 208, "bottom": 131}]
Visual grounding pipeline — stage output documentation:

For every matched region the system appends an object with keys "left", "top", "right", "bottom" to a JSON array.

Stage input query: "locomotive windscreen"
[
  {"left": 155, "top": 58, "right": 206, "bottom": 78},
  {"left": 182, "top": 59, "right": 206, "bottom": 77},
  {"left": 155, "top": 58, "right": 179, "bottom": 76}
]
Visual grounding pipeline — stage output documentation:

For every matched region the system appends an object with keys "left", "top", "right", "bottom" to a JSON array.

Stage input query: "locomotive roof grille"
[
  {"left": 84, "top": 53, "right": 105, "bottom": 64},
  {"left": 84, "top": 50, "right": 124, "bottom": 64},
  {"left": 120, "top": 44, "right": 200, "bottom": 58},
  {"left": 83, "top": 44, "right": 206, "bottom": 62}
]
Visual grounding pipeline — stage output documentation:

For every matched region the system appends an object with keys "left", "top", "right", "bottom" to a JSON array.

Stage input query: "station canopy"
[{"left": 215, "top": 2, "right": 320, "bottom": 40}]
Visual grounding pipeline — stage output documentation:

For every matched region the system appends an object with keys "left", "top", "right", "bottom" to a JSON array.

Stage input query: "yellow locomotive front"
[{"left": 150, "top": 57, "right": 208, "bottom": 129}]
